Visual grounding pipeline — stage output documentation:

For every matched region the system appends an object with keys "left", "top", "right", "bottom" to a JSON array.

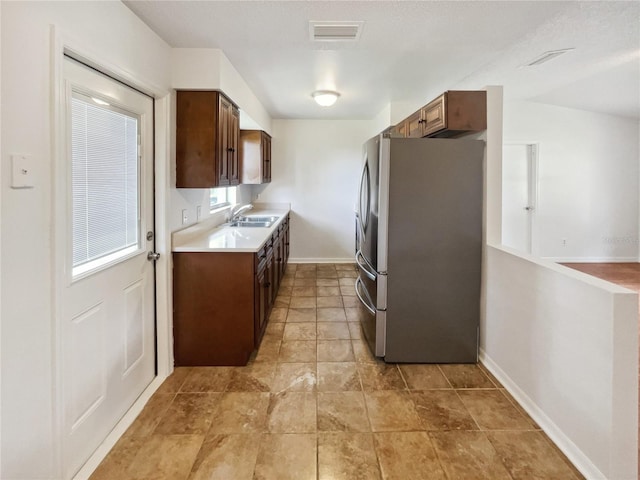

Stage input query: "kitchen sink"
[
  {"left": 239, "top": 216, "right": 280, "bottom": 223},
  {"left": 228, "top": 221, "right": 272, "bottom": 228}
]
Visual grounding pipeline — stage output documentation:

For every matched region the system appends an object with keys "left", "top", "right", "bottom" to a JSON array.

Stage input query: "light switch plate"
[{"left": 11, "top": 154, "right": 34, "bottom": 188}]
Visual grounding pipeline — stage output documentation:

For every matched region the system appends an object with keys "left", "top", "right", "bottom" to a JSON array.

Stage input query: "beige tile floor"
[{"left": 91, "top": 263, "right": 585, "bottom": 480}]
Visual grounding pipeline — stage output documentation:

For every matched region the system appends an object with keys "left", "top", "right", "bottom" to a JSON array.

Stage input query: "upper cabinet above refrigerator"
[{"left": 393, "top": 90, "right": 487, "bottom": 139}]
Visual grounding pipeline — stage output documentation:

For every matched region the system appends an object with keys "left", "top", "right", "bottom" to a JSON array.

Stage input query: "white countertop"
[{"left": 172, "top": 204, "right": 290, "bottom": 253}]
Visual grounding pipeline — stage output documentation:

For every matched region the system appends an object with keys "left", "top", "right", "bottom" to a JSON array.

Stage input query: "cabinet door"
[
  {"left": 176, "top": 91, "right": 219, "bottom": 188},
  {"left": 264, "top": 249, "right": 274, "bottom": 314},
  {"left": 283, "top": 218, "right": 290, "bottom": 267},
  {"left": 406, "top": 110, "right": 423, "bottom": 138},
  {"left": 422, "top": 93, "right": 447, "bottom": 136},
  {"left": 262, "top": 133, "right": 272, "bottom": 183},
  {"left": 229, "top": 106, "right": 240, "bottom": 185},
  {"left": 272, "top": 234, "right": 282, "bottom": 300},
  {"left": 277, "top": 231, "right": 286, "bottom": 281},
  {"left": 217, "top": 96, "right": 231, "bottom": 185},
  {"left": 255, "top": 265, "right": 267, "bottom": 347}
]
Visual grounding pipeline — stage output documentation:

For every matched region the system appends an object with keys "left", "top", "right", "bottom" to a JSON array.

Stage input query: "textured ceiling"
[{"left": 124, "top": 1, "right": 640, "bottom": 120}]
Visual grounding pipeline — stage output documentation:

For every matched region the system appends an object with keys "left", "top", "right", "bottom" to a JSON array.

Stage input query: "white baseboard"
[
  {"left": 289, "top": 258, "right": 355, "bottom": 264},
  {"left": 543, "top": 256, "right": 638, "bottom": 263},
  {"left": 479, "top": 349, "right": 606, "bottom": 480},
  {"left": 72, "top": 374, "right": 166, "bottom": 480}
]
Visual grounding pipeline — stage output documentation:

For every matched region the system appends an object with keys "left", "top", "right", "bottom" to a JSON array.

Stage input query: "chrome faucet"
[{"left": 229, "top": 203, "right": 253, "bottom": 222}]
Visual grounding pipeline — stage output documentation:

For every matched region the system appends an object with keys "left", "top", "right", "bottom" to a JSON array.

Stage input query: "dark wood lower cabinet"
[
  {"left": 255, "top": 260, "right": 268, "bottom": 349},
  {"left": 172, "top": 252, "right": 255, "bottom": 366},
  {"left": 173, "top": 215, "right": 290, "bottom": 366}
]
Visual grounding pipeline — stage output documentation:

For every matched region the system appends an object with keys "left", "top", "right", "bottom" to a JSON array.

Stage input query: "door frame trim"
[{"left": 50, "top": 25, "right": 173, "bottom": 479}]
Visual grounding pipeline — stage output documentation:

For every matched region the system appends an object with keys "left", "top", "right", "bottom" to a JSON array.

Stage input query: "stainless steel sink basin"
[
  {"left": 239, "top": 215, "right": 280, "bottom": 223},
  {"left": 228, "top": 221, "right": 272, "bottom": 228}
]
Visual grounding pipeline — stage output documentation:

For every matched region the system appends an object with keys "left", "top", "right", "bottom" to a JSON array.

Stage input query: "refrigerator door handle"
[
  {"left": 357, "top": 160, "right": 370, "bottom": 240},
  {"left": 355, "top": 250, "right": 376, "bottom": 281},
  {"left": 355, "top": 277, "right": 377, "bottom": 316}
]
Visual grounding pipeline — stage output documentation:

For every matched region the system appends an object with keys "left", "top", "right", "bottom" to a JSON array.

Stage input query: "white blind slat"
[{"left": 71, "top": 95, "right": 140, "bottom": 270}]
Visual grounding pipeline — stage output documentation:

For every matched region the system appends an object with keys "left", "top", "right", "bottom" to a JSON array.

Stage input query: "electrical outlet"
[
  {"left": 196, "top": 205, "right": 202, "bottom": 221},
  {"left": 182, "top": 209, "right": 188, "bottom": 225},
  {"left": 561, "top": 238, "right": 567, "bottom": 247}
]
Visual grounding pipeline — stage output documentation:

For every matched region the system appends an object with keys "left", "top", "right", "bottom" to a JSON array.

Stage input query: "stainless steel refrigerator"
[{"left": 355, "top": 134, "right": 484, "bottom": 363}]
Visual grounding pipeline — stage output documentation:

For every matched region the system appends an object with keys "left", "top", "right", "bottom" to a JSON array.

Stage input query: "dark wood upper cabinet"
[
  {"left": 392, "top": 121, "right": 408, "bottom": 138},
  {"left": 422, "top": 91, "right": 486, "bottom": 137},
  {"left": 176, "top": 90, "right": 240, "bottom": 188},
  {"left": 391, "top": 90, "right": 486, "bottom": 139},
  {"left": 240, "top": 130, "right": 272, "bottom": 184},
  {"left": 405, "top": 110, "right": 424, "bottom": 138},
  {"left": 227, "top": 101, "right": 240, "bottom": 185}
]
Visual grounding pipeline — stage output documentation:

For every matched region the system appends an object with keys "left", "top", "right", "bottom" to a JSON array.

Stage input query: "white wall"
[
  {"left": 0, "top": 2, "right": 171, "bottom": 478},
  {"left": 482, "top": 246, "right": 638, "bottom": 479},
  {"left": 483, "top": 90, "right": 638, "bottom": 479},
  {"left": 256, "top": 120, "right": 372, "bottom": 262},
  {"left": 171, "top": 48, "right": 271, "bottom": 134},
  {"left": 169, "top": 49, "right": 272, "bottom": 234},
  {"left": 368, "top": 104, "right": 392, "bottom": 138},
  {"left": 503, "top": 101, "right": 639, "bottom": 261}
]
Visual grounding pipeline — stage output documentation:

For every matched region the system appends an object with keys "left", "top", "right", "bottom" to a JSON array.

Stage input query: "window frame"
[
  {"left": 68, "top": 87, "right": 145, "bottom": 281},
  {"left": 210, "top": 186, "right": 237, "bottom": 212}
]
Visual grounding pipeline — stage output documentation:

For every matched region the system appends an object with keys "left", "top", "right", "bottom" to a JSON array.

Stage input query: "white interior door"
[
  {"left": 61, "top": 57, "right": 156, "bottom": 478},
  {"left": 502, "top": 144, "right": 537, "bottom": 253}
]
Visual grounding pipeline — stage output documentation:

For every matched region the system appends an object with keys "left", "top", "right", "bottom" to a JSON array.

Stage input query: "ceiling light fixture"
[
  {"left": 523, "top": 48, "right": 574, "bottom": 67},
  {"left": 312, "top": 90, "right": 340, "bottom": 107}
]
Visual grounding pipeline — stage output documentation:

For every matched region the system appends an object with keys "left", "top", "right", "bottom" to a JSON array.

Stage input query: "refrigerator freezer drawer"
[
  {"left": 355, "top": 250, "right": 387, "bottom": 309},
  {"left": 355, "top": 277, "right": 386, "bottom": 357}
]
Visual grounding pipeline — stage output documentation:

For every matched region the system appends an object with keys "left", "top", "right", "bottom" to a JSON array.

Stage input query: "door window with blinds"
[{"left": 71, "top": 91, "right": 142, "bottom": 278}]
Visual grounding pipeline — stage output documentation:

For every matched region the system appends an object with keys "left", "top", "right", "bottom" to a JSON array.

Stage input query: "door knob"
[{"left": 147, "top": 251, "right": 161, "bottom": 261}]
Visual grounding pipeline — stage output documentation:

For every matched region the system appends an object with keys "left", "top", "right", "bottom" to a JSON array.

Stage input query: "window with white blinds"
[{"left": 71, "top": 92, "right": 141, "bottom": 276}]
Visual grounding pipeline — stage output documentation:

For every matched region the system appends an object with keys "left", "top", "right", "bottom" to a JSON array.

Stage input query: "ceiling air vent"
[
  {"left": 309, "top": 21, "right": 364, "bottom": 41},
  {"left": 523, "top": 48, "right": 574, "bottom": 67}
]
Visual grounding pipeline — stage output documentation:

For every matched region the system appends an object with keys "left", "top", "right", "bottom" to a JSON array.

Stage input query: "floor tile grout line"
[
  {"left": 425, "top": 430, "right": 452, "bottom": 480},
  {"left": 435, "top": 364, "right": 455, "bottom": 389},
  {"left": 452, "top": 387, "right": 483, "bottom": 432},
  {"left": 395, "top": 363, "right": 410, "bottom": 391},
  {"left": 483, "top": 430, "right": 519, "bottom": 480}
]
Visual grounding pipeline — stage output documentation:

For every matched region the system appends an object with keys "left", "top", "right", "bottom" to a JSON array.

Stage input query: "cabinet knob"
[
  {"left": 227, "top": 147, "right": 235, "bottom": 152},
  {"left": 264, "top": 282, "right": 271, "bottom": 288}
]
